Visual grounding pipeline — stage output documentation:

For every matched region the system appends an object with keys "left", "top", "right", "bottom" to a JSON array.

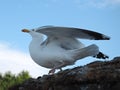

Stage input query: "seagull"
[{"left": 22, "top": 26, "right": 110, "bottom": 74}]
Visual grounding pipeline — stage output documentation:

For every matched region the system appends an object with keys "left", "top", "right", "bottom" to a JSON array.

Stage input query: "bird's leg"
[{"left": 48, "top": 62, "right": 66, "bottom": 75}]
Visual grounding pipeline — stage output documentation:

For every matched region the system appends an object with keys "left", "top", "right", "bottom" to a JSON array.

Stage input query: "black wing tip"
[
  {"left": 101, "top": 35, "right": 110, "bottom": 40},
  {"left": 93, "top": 52, "right": 109, "bottom": 59},
  {"left": 94, "top": 34, "right": 110, "bottom": 40},
  {"left": 104, "top": 37, "right": 110, "bottom": 40}
]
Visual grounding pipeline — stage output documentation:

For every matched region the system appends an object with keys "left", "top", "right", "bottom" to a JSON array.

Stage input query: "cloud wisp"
[
  {"left": 0, "top": 42, "right": 49, "bottom": 77},
  {"left": 74, "top": 0, "right": 120, "bottom": 8}
]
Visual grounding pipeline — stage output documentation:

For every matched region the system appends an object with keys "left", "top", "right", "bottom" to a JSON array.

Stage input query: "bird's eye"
[{"left": 32, "top": 29, "right": 35, "bottom": 31}]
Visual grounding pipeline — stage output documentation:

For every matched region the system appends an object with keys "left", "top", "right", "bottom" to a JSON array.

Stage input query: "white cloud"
[
  {"left": 0, "top": 42, "right": 49, "bottom": 77},
  {"left": 74, "top": 0, "right": 120, "bottom": 8},
  {"left": 93, "top": 0, "right": 120, "bottom": 8},
  {"left": 109, "top": 0, "right": 120, "bottom": 3}
]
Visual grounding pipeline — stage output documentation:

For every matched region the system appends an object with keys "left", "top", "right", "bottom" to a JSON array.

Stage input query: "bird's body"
[
  {"left": 22, "top": 26, "right": 110, "bottom": 74},
  {"left": 29, "top": 35, "right": 82, "bottom": 68}
]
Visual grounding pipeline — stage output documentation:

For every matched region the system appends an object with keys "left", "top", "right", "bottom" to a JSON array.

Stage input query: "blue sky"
[{"left": 0, "top": 0, "right": 120, "bottom": 77}]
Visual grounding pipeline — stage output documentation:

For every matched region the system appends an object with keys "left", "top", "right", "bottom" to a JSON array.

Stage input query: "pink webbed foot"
[{"left": 48, "top": 62, "right": 66, "bottom": 75}]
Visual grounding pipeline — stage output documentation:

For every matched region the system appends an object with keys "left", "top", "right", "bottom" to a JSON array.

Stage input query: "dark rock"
[{"left": 9, "top": 56, "right": 120, "bottom": 90}]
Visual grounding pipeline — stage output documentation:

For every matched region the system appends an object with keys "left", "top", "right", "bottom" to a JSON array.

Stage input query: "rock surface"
[{"left": 9, "top": 57, "right": 120, "bottom": 90}]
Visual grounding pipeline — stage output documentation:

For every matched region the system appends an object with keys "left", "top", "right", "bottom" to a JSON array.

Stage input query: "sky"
[{"left": 0, "top": 0, "right": 120, "bottom": 77}]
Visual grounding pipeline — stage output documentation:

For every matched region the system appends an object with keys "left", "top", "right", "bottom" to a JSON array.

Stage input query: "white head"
[{"left": 22, "top": 29, "right": 43, "bottom": 39}]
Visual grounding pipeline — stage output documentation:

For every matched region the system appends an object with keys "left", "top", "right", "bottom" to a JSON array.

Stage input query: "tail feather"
[{"left": 71, "top": 44, "right": 99, "bottom": 60}]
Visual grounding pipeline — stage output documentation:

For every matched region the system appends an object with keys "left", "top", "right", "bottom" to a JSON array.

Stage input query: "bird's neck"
[
  {"left": 29, "top": 37, "right": 44, "bottom": 55},
  {"left": 31, "top": 37, "right": 44, "bottom": 46}
]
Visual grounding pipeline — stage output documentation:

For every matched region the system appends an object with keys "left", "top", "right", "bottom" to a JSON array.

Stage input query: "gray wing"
[
  {"left": 41, "top": 36, "right": 85, "bottom": 50},
  {"left": 35, "top": 26, "right": 110, "bottom": 40}
]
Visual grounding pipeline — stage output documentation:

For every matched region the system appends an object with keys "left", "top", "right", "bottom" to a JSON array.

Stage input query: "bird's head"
[{"left": 22, "top": 29, "right": 43, "bottom": 38}]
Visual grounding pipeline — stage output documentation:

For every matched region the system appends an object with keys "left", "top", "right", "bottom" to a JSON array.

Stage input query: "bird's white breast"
[{"left": 29, "top": 39, "right": 73, "bottom": 68}]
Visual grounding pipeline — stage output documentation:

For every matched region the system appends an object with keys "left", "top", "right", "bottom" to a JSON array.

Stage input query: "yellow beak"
[{"left": 22, "top": 29, "right": 30, "bottom": 33}]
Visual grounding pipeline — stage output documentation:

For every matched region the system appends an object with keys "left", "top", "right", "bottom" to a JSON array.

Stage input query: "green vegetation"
[{"left": 0, "top": 71, "right": 31, "bottom": 90}]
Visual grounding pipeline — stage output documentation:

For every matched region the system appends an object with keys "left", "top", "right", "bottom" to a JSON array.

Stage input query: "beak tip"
[
  {"left": 21, "top": 29, "right": 24, "bottom": 32},
  {"left": 21, "top": 29, "right": 30, "bottom": 32}
]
